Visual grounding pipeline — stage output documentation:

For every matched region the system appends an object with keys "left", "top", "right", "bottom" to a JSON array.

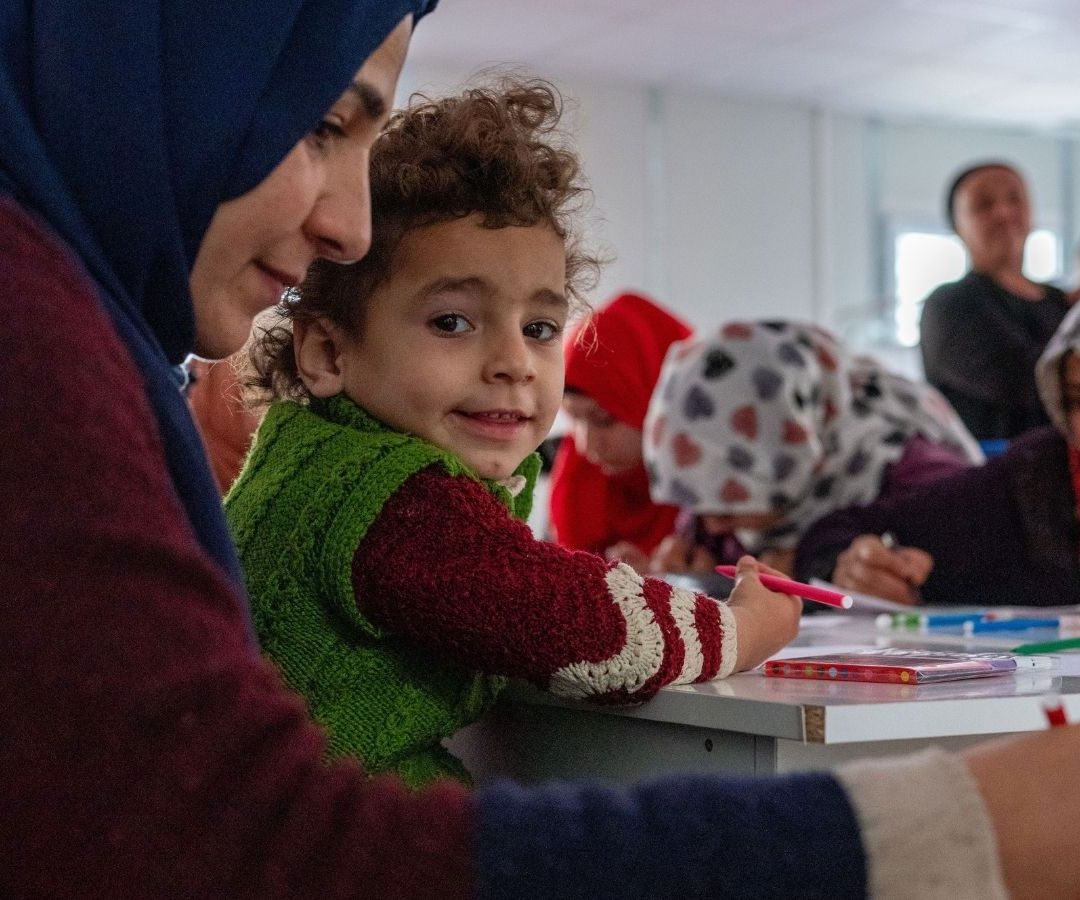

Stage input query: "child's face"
[
  {"left": 336, "top": 215, "right": 568, "bottom": 480},
  {"left": 561, "top": 393, "right": 643, "bottom": 475}
]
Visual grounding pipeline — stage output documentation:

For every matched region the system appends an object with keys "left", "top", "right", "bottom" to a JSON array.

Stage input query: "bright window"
[{"left": 892, "top": 228, "right": 1060, "bottom": 347}]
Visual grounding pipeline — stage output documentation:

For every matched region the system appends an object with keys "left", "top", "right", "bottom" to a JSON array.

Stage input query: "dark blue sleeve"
[{"left": 473, "top": 773, "right": 866, "bottom": 899}]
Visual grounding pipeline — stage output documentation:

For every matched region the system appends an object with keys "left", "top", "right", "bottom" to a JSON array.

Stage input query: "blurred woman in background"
[
  {"left": 645, "top": 320, "right": 981, "bottom": 575},
  {"left": 920, "top": 161, "right": 1070, "bottom": 441}
]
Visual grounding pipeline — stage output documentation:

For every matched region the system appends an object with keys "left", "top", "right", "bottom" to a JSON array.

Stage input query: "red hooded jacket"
[{"left": 550, "top": 292, "right": 693, "bottom": 556}]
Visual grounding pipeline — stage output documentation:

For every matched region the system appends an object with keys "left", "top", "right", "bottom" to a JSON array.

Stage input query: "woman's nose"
[{"left": 305, "top": 158, "right": 372, "bottom": 264}]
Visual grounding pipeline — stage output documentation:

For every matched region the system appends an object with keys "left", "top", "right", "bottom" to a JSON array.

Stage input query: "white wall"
[
  {"left": 399, "top": 62, "right": 1078, "bottom": 371},
  {"left": 658, "top": 92, "right": 817, "bottom": 326}
]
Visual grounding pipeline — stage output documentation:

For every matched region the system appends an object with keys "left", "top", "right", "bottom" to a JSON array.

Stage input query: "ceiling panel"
[{"left": 409, "top": 0, "right": 1080, "bottom": 131}]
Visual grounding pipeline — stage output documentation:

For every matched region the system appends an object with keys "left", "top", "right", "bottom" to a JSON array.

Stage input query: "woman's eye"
[
  {"left": 430, "top": 313, "right": 472, "bottom": 334},
  {"left": 524, "top": 320, "right": 560, "bottom": 342},
  {"left": 309, "top": 118, "right": 345, "bottom": 148}
]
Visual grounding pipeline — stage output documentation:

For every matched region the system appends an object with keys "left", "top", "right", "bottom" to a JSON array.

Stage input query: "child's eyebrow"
[
  {"left": 416, "top": 276, "right": 485, "bottom": 299},
  {"left": 416, "top": 277, "right": 568, "bottom": 311},
  {"left": 533, "top": 287, "right": 569, "bottom": 311},
  {"left": 347, "top": 80, "right": 388, "bottom": 120}
]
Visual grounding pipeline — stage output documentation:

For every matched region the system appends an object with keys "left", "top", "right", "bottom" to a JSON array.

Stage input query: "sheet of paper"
[
  {"left": 768, "top": 643, "right": 878, "bottom": 660},
  {"left": 809, "top": 578, "right": 913, "bottom": 613}
]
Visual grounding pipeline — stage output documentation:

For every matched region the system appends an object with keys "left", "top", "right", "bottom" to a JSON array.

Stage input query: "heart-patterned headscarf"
[{"left": 643, "top": 320, "right": 983, "bottom": 551}]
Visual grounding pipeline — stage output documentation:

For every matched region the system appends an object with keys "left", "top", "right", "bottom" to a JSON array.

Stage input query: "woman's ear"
[{"left": 293, "top": 318, "right": 347, "bottom": 398}]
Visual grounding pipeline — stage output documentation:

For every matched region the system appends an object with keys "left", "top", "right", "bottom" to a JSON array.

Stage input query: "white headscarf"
[{"left": 643, "top": 320, "right": 983, "bottom": 550}]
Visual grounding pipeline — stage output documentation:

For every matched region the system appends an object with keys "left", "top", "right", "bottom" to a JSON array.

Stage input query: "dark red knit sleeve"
[
  {"left": 0, "top": 201, "right": 469, "bottom": 899},
  {"left": 353, "top": 467, "right": 737, "bottom": 701}
]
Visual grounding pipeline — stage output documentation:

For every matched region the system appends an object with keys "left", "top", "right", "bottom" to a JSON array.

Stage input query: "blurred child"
[
  {"left": 225, "top": 79, "right": 801, "bottom": 788},
  {"left": 644, "top": 320, "right": 982, "bottom": 575},
  {"left": 551, "top": 291, "right": 692, "bottom": 570}
]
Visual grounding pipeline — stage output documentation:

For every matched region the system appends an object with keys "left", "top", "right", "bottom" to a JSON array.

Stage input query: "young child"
[
  {"left": 225, "top": 78, "right": 801, "bottom": 788},
  {"left": 551, "top": 291, "right": 693, "bottom": 570}
]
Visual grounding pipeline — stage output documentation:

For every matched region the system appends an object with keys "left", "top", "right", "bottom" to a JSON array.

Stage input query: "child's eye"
[
  {"left": 430, "top": 313, "right": 473, "bottom": 334},
  {"left": 523, "top": 320, "right": 561, "bottom": 342}
]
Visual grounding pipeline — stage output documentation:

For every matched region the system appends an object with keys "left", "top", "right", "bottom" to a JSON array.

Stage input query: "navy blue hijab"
[{"left": 0, "top": 1, "right": 436, "bottom": 591}]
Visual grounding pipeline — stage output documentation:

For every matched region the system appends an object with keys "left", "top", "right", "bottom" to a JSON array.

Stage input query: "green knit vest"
[{"left": 224, "top": 394, "right": 539, "bottom": 788}]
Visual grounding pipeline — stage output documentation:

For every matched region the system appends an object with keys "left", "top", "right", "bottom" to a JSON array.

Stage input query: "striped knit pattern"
[
  {"left": 225, "top": 394, "right": 538, "bottom": 788},
  {"left": 349, "top": 465, "right": 736, "bottom": 708},
  {"left": 546, "top": 564, "right": 734, "bottom": 700}
]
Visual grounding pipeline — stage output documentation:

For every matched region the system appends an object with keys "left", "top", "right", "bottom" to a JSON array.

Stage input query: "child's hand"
[
  {"left": 647, "top": 533, "right": 717, "bottom": 575},
  {"left": 725, "top": 555, "right": 802, "bottom": 672},
  {"left": 832, "top": 534, "right": 932, "bottom": 606},
  {"left": 604, "top": 541, "right": 650, "bottom": 574}
]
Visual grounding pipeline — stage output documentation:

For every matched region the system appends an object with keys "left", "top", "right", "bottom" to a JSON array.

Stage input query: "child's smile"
[
  {"left": 319, "top": 215, "right": 569, "bottom": 480},
  {"left": 453, "top": 408, "right": 535, "bottom": 439}
]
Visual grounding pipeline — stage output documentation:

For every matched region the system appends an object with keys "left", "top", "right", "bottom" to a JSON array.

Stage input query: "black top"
[
  {"left": 920, "top": 272, "right": 1069, "bottom": 440},
  {"left": 794, "top": 427, "right": 1080, "bottom": 607}
]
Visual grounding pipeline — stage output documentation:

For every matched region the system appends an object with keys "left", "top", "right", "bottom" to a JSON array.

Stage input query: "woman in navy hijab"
[
  {"left": 0, "top": 1, "right": 436, "bottom": 585},
  {"left": 3, "top": 4, "right": 1080, "bottom": 898}
]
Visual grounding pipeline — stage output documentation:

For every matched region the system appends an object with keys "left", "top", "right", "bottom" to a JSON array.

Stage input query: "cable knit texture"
[
  {"left": 835, "top": 748, "right": 1007, "bottom": 900},
  {"left": 229, "top": 395, "right": 737, "bottom": 787},
  {"left": 226, "top": 396, "right": 536, "bottom": 787}
]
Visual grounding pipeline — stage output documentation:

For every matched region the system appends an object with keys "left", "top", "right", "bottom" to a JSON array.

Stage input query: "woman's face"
[
  {"left": 562, "top": 392, "right": 643, "bottom": 475},
  {"left": 952, "top": 166, "right": 1031, "bottom": 271},
  {"left": 189, "top": 17, "right": 412, "bottom": 360}
]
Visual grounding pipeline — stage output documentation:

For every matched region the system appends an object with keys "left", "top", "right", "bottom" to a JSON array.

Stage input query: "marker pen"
[
  {"left": 714, "top": 566, "right": 853, "bottom": 609},
  {"left": 1012, "top": 636, "right": 1080, "bottom": 655},
  {"left": 964, "top": 617, "right": 1064, "bottom": 635},
  {"left": 1043, "top": 694, "right": 1068, "bottom": 728}
]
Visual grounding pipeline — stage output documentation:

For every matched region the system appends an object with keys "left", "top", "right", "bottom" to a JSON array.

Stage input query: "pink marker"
[{"left": 715, "top": 565, "right": 854, "bottom": 609}]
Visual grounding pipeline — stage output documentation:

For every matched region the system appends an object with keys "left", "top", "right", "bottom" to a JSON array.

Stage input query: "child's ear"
[{"left": 293, "top": 318, "right": 347, "bottom": 398}]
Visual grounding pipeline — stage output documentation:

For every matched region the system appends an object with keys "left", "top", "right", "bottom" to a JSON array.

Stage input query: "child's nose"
[{"left": 485, "top": 333, "right": 535, "bottom": 383}]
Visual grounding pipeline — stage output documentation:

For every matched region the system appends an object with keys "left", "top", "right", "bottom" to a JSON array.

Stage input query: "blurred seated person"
[
  {"left": 550, "top": 292, "right": 692, "bottom": 571},
  {"left": 796, "top": 302, "right": 1080, "bottom": 606},
  {"left": 644, "top": 320, "right": 982, "bottom": 576},
  {"left": 920, "top": 161, "right": 1069, "bottom": 441}
]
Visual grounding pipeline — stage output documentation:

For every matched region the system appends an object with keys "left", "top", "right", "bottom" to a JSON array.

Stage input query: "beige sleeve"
[{"left": 834, "top": 748, "right": 1007, "bottom": 900}]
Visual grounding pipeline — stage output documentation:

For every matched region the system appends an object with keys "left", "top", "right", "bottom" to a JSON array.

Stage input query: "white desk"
[{"left": 448, "top": 615, "right": 1080, "bottom": 784}]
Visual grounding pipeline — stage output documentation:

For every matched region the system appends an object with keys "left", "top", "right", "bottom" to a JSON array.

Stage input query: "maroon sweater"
[
  {"left": 353, "top": 468, "right": 732, "bottom": 707},
  {"left": 0, "top": 201, "right": 470, "bottom": 898}
]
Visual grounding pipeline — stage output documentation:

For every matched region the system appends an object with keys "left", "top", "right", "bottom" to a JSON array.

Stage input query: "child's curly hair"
[{"left": 243, "top": 75, "right": 601, "bottom": 405}]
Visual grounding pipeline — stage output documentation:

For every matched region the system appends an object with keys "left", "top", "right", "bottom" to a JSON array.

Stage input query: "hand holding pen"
[
  {"left": 831, "top": 531, "right": 932, "bottom": 606},
  {"left": 719, "top": 556, "right": 805, "bottom": 670}
]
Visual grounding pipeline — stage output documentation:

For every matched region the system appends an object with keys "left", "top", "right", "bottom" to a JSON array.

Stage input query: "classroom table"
[{"left": 448, "top": 613, "right": 1080, "bottom": 784}]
